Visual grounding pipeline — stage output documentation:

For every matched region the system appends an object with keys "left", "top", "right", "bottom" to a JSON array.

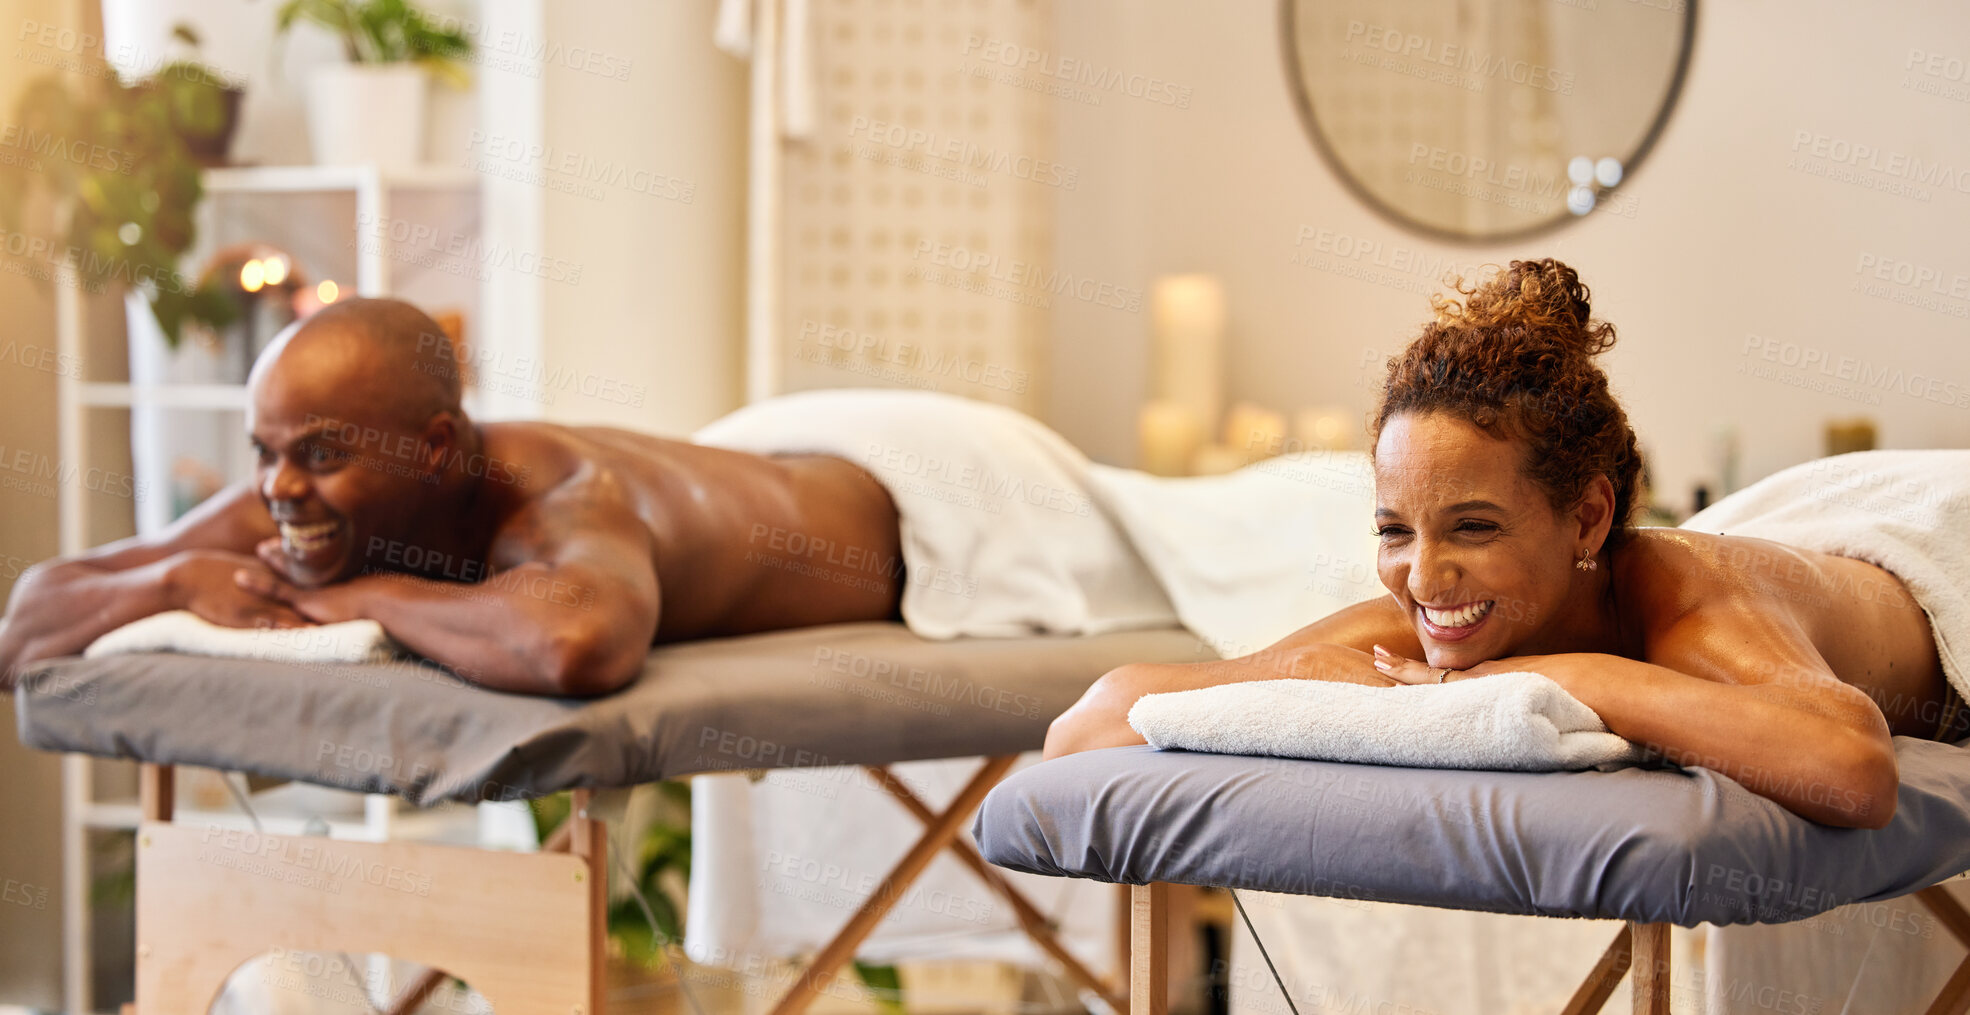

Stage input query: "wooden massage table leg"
[
  {"left": 1919, "top": 885, "right": 1970, "bottom": 1015},
  {"left": 864, "top": 764, "right": 1131, "bottom": 1013},
  {"left": 1130, "top": 883, "right": 1169, "bottom": 1015},
  {"left": 130, "top": 762, "right": 607, "bottom": 1014},
  {"left": 766, "top": 754, "right": 1019, "bottom": 1015},
  {"left": 1556, "top": 922, "right": 1668, "bottom": 1015},
  {"left": 1132, "top": 880, "right": 1673, "bottom": 1015}
]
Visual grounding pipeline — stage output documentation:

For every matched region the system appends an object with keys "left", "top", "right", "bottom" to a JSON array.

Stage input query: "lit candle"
[
  {"left": 1139, "top": 400, "right": 1204, "bottom": 477},
  {"left": 1222, "top": 401, "right": 1287, "bottom": 462},
  {"left": 1293, "top": 405, "right": 1359, "bottom": 453},
  {"left": 1152, "top": 275, "right": 1226, "bottom": 436}
]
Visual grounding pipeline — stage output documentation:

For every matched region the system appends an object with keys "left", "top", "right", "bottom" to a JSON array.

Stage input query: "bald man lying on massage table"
[{"left": 0, "top": 298, "right": 908, "bottom": 697}]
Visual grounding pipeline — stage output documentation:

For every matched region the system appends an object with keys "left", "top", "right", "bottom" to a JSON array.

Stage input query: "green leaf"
[{"left": 852, "top": 962, "right": 905, "bottom": 1014}]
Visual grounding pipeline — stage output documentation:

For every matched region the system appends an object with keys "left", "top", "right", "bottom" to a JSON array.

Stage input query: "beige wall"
[
  {"left": 0, "top": 0, "right": 83, "bottom": 1000},
  {"left": 1049, "top": 0, "right": 1970, "bottom": 506},
  {"left": 476, "top": 0, "right": 747, "bottom": 434}
]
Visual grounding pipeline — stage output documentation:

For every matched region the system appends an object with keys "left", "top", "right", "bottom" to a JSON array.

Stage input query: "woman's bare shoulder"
[{"left": 1616, "top": 528, "right": 1810, "bottom": 624}]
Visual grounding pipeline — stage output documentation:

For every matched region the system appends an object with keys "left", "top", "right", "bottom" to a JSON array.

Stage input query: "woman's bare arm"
[
  {"left": 1378, "top": 600, "right": 1898, "bottom": 829},
  {"left": 1042, "top": 596, "right": 1418, "bottom": 758}
]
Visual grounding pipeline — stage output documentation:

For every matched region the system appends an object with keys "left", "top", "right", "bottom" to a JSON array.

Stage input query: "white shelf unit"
[{"left": 53, "top": 164, "right": 483, "bottom": 1015}]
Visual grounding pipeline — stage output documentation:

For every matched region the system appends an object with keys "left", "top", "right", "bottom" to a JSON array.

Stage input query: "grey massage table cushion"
[
  {"left": 14, "top": 622, "right": 1213, "bottom": 806},
  {"left": 974, "top": 740, "right": 1970, "bottom": 927}
]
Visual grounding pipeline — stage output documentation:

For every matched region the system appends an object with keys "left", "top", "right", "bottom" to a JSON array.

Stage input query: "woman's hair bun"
[{"left": 1431, "top": 258, "right": 1615, "bottom": 358}]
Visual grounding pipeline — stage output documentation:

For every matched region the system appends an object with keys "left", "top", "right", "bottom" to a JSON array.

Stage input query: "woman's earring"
[{"left": 1576, "top": 549, "right": 1598, "bottom": 572}]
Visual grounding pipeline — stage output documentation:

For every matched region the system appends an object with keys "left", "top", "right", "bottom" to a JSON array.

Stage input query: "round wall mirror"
[{"left": 1281, "top": 0, "right": 1695, "bottom": 241}]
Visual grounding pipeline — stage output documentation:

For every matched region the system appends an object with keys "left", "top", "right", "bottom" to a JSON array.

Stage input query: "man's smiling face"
[{"left": 245, "top": 314, "right": 448, "bottom": 587}]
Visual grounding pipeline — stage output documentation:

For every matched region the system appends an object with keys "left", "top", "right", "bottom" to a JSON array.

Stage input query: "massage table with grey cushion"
[
  {"left": 16, "top": 621, "right": 1214, "bottom": 1014},
  {"left": 973, "top": 739, "right": 1970, "bottom": 1013}
]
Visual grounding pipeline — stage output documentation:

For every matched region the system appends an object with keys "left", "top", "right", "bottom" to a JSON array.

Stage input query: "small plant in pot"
[
  {"left": 150, "top": 23, "right": 247, "bottom": 166},
  {"left": 276, "top": 0, "right": 473, "bottom": 168}
]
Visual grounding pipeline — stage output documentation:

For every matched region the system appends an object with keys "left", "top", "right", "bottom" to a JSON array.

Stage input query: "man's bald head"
[{"left": 250, "top": 298, "right": 464, "bottom": 427}]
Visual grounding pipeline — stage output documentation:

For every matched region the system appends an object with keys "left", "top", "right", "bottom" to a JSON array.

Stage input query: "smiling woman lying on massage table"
[{"left": 1046, "top": 257, "right": 1966, "bottom": 829}]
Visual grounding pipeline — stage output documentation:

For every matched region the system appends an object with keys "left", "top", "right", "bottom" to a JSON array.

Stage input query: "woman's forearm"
[{"left": 1541, "top": 653, "right": 1899, "bottom": 827}]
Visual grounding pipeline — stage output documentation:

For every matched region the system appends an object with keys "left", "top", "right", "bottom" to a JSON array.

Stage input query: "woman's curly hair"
[{"left": 1371, "top": 258, "right": 1645, "bottom": 549}]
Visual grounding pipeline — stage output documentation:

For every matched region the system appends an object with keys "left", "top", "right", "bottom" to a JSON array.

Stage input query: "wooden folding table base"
[
  {"left": 130, "top": 763, "right": 608, "bottom": 1015},
  {"left": 1917, "top": 885, "right": 1970, "bottom": 1015},
  {"left": 1131, "top": 881, "right": 1970, "bottom": 1015},
  {"left": 764, "top": 754, "right": 1129, "bottom": 1015},
  {"left": 127, "top": 754, "right": 1117, "bottom": 1015}
]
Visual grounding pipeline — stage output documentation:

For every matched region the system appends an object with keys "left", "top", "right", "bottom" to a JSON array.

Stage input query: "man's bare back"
[
  {"left": 477, "top": 424, "right": 902, "bottom": 640},
  {"left": 0, "top": 299, "right": 904, "bottom": 697}
]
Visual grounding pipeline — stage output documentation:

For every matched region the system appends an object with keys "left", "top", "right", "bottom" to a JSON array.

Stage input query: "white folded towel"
[
  {"left": 1128, "top": 673, "right": 1646, "bottom": 772},
  {"left": 84, "top": 610, "right": 401, "bottom": 665}
]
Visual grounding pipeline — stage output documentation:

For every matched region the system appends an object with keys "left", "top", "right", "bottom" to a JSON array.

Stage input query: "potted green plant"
[
  {"left": 153, "top": 23, "right": 246, "bottom": 166},
  {"left": 275, "top": 0, "right": 473, "bottom": 167},
  {"left": 0, "top": 62, "right": 237, "bottom": 346}
]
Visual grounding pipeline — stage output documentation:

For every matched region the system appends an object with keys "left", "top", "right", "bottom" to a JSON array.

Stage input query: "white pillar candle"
[
  {"left": 1293, "top": 405, "right": 1360, "bottom": 452},
  {"left": 1138, "top": 399, "right": 1205, "bottom": 477},
  {"left": 1151, "top": 274, "right": 1226, "bottom": 435},
  {"left": 1223, "top": 400, "right": 1287, "bottom": 462}
]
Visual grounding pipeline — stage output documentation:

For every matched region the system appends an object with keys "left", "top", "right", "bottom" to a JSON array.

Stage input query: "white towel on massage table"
[
  {"left": 694, "top": 389, "right": 1179, "bottom": 639},
  {"left": 1129, "top": 672, "right": 1646, "bottom": 771},
  {"left": 84, "top": 609, "right": 402, "bottom": 664}
]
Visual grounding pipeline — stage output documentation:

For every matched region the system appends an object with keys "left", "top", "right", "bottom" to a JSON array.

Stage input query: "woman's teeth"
[
  {"left": 1424, "top": 600, "right": 1493, "bottom": 629},
  {"left": 280, "top": 520, "right": 340, "bottom": 554}
]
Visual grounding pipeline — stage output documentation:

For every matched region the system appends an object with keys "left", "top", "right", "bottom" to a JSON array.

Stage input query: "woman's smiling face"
[{"left": 1372, "top": 411, "right": 1586, "bottom": 669}]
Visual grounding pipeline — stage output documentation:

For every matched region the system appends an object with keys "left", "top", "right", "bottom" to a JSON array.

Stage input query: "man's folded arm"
[
  {"left": 0, "top": 483, "right": 298, "bottom": 686},
  {"left": 242, "top": 481, "right": 661, "bottom": 697}
]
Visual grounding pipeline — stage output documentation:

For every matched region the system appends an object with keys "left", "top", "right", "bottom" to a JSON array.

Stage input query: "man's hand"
[
  {"left": 233, "top": 560, "right": 368, "bottom": 625},
  {"left": 167, "top": 550, "right": 313, "bottom": 630}
]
